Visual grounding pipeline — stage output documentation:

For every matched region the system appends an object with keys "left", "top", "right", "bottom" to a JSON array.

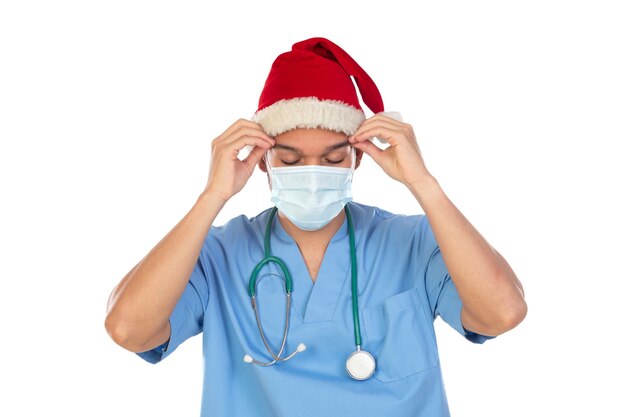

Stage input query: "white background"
[{"left": 1, "top": 1, "right": 625, "bottom": 416}]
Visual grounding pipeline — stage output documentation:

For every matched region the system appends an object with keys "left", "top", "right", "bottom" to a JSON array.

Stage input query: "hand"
[
  {"left": 348, "top": 114, "right": 433, "bottom": 188},
  {"left": 203, "top": 119, "right": 275, "bottom": 202}
]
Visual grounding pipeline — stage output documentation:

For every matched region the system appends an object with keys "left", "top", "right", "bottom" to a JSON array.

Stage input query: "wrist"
[
  {"left": 196, "top": 188, "right": 229, "bottom": 211},
  {"left": 406, "top": 175, "right": 443, "bottom": 206}
]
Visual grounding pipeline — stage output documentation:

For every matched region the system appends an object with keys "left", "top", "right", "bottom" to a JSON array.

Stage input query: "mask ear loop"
[
  {"left": 348, "top": 145, "right": 357, "bottom": 180},
  {"left": 264, "top": 149, "right": 275, "bottom": 190},
  {"left": 264, "top": 149, "right": 273, "bottom": 171}
]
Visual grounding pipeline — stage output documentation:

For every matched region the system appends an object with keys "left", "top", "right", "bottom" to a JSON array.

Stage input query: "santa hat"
[{"left": 252, "top": 37, "right": 385, "bottom": 137}]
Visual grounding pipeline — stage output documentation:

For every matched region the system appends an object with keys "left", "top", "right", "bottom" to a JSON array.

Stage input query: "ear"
[
  {"left": 354, "top": 148, "right": 364, "bottom": 170},
  {"left": 258, "top": 154, "right": 268, "bottom": 173}
]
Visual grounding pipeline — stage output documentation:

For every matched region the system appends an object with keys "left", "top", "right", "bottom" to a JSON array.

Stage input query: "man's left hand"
[{"left": 349, "top": 114, "right": 433, "bottom": 188}]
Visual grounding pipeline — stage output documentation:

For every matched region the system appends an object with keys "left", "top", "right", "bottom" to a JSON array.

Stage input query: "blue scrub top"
[{"left": 137, "top": 201, "right": 493, "bottom": 417}]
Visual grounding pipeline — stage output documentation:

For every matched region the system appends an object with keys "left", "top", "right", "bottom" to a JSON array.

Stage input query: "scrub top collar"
[{"left": 265, "top": 203, "right": 355, "bottom": 323}]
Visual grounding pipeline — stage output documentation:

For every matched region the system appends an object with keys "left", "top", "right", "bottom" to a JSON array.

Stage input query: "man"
[{"left": 105, "top": 37, "right": 527, "bottom": 416}]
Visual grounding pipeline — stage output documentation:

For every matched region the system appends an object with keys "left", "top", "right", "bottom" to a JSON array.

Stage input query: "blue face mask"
[{"left": 267, "top": 150, "right": 355, "bottom": 231}]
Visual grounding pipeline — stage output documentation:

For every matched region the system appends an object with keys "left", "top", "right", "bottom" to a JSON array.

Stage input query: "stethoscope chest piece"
[{"left": 346, "top": 349, "right": 376, "bottom": 381}]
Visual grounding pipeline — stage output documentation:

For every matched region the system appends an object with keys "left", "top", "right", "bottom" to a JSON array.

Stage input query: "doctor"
[{"left": 105, "top": 37, "right": 527, "bottom": 416}]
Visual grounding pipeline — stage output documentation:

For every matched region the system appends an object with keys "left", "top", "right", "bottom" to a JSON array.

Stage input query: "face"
[{"left": 258, "top": 128, "right": 363, "bottom": 172}]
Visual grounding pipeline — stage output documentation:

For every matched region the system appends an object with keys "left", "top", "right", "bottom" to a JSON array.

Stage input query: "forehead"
[{"left": 273, "top": 128, "right": 348, "bottom": 153}]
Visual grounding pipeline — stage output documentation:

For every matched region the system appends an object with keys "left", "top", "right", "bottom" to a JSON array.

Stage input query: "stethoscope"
[{"left": 242, "top": 204, "right": 376, "bottom": 381}]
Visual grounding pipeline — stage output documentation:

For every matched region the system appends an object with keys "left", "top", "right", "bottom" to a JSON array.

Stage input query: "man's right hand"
[{"left": 202, "top": 119, "right": 275, "bottom": 202}]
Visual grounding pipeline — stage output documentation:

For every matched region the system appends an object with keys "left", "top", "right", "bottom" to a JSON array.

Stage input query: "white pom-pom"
[
  {"left": 380, "top": 111, "right": 403, "bottom": 122},
  {"left": 243, "top": 354, "right": 253, "bottom": 363},
  {"left": 297, "top": 343, "right": 307, "bottom": 352}
]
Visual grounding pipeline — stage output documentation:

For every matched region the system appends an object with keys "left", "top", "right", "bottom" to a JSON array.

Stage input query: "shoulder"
[
  {"left": 348, "top": 201, "right": 427, "bottom": 232},
  {"left": 206, "top": 207, "right": 274, "bottom": 246},
  {"left": 349, "top": 201, "right": 437, "bottom": 252}
]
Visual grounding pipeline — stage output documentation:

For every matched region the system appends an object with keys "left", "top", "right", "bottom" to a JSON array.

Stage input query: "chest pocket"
[{"left": 361, "top": 288, "right": 439, "bottom": 383}]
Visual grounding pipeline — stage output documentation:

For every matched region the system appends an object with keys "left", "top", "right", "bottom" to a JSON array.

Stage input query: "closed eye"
[{"left": 279, "top": 158, "right": 345, "bottom": 165}]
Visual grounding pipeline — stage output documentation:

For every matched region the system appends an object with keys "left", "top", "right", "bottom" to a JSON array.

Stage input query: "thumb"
[
  {"left": 352, "top": 140, "right": 384, "bottom": 165},
  {"left": 242, "top": 145, "right": 267, "bottom": 171}
]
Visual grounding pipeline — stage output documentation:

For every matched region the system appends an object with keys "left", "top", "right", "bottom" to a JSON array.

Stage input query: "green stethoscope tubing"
[
  {"left": 248, "top": 207, "right": 292, "bottom": 297},
  {"left": 345, "top": 203, "right": 362, "bottom": 347},
  {"left": 247, "top": 203, "right": 363, "bottom": 350}
]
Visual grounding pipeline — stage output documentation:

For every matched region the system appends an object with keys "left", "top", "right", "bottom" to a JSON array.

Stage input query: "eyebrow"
[{"left": 273, "top": 140, "right": 350, "bottom": 155}]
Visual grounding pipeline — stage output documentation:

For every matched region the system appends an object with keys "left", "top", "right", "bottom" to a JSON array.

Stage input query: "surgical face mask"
[{"left": 266, "top": 148, "right": 356, "bottom": 231}]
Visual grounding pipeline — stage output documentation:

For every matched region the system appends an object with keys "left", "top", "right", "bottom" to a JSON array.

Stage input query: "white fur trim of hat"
[{"left": 252, "top": 97, "right": 366, "bottom": 137}]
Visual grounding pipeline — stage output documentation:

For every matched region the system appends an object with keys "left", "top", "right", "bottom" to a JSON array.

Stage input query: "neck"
[{"left": 277, "top": 209, "right": 346, "bottom": 247}]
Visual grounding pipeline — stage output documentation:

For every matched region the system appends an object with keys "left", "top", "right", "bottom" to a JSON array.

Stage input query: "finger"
[
  {"left": 230, "top": 118, "right": 269, "bottom": 135},
  {"left": 226, "top": 126, "right": 274, "bottom": 144},
  {"left": 214, "top": 119, "right": 272, "bottom": 145},
  {"left": 354, "top": 119, "right": 403, "bottom": 138},
  {"left": 358, "top": 114, "right": 405, "bottom": 130},
  {"left": 216, "top": 132, "right": 274, "bottom": 154},
  {"left": 351, "top": 140, "right": 384, "bottom": 164},
  {"left": 215, "top": 119, "right": 254, "bottom": 140},
  {"left": 232, "top": 136, "right": 274, "bottom": 152},
  {"left": 351, "top": 126, "right": 403, "bottom": 146},
  {"left": 220, "top": 136, "right": 274, "bottom": 159},
  {"left": 242, "top": 144, "right": 268, "bottom": 170}
]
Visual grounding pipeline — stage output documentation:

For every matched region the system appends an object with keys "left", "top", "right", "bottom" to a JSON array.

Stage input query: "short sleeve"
[
  {"left": 136, "top": 246, "right": 210, "bottom": 363},
  {"left": 419, "top": 216, "right": 494, "bottom": 344}
]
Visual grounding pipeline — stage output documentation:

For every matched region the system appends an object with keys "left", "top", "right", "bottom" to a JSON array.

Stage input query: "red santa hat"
[{"left": 252, "top": 37, "right": 385, "bottom": 137}]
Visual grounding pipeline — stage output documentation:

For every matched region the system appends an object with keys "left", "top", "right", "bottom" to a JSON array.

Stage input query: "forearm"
[
  {"left": 408, "top": 175, "right": 527, "bottom": 336},
  {"left": 105, "top": 190, "right": 226, "bottom": 351}
]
